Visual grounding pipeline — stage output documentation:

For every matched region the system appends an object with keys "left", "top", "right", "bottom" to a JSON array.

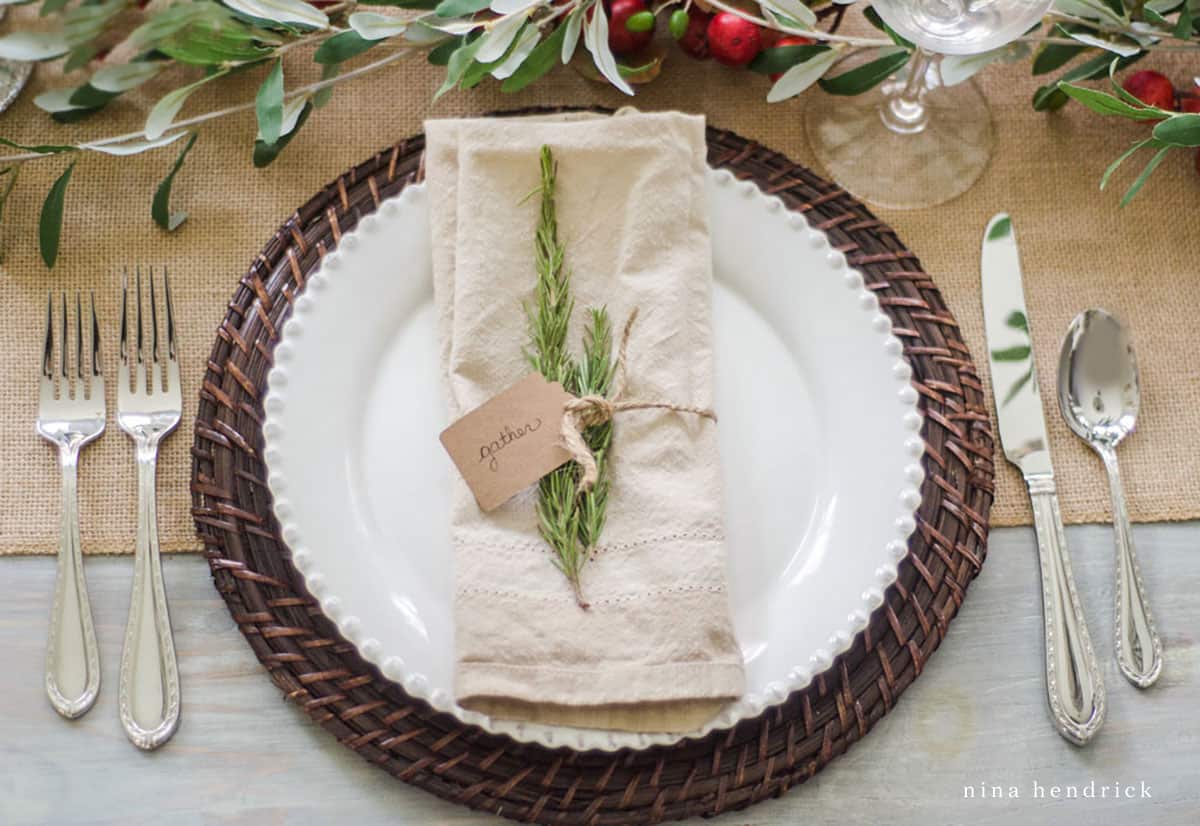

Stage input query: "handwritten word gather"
[{"left": 479, "top": 419, "right": 543, "bottom": 472}]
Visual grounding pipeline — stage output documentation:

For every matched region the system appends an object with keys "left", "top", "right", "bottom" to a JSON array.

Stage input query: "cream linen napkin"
[{"left": 426, "top": 111, "right": 743, "bottom": 733}]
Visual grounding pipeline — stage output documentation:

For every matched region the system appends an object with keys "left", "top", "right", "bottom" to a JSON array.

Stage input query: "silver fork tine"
[
  {"left": 120, "top": 269, "right": 129, "bottom": 372},
  {"left": 90, "top": 292, "right": 101, "bottom": 379},
  {"left": 149, "top": 268, "right": 160, "bottom": 394},
  {"left": 42, "top": 292, "right": 53, "bottom": 382},
  {"left": 149, "top": 269, "right": 159, "bottom": 363},
  {"left": 74, "top": 292, "right": 84, "bottom": 401},
  {"left": 135, "top": 266, "right": 145, "bottom": 394},
  {"left": 60, "top": 292, "right": 68, "bottom": 395},
  {"left": 164, "top": 268, "right": 176, "bottom": 362},
  {"left": 135, "top": 266, "right": 143, "bottom": 363}
]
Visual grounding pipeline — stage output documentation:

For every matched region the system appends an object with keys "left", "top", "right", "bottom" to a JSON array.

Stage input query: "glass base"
[{"left": 804, "top": 74, "right": 995, "bottom": 211}]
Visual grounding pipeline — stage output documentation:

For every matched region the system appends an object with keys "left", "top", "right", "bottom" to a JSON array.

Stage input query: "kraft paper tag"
[{"left": 440, "top": 374, "right": 574, "bottom": 511}]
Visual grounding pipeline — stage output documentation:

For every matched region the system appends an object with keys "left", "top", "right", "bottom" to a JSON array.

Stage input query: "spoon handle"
[
  {"left": 1027, "top": 474, "right": 1105, "bottom": 745},
  {"left": 1098, "top": 446, "right": 1163, "bottom": 688}
]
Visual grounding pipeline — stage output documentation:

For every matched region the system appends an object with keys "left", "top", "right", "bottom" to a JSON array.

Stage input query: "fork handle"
[
  {"left": 46, "top": 445, "right": 101, "bottom": 719},
  {"left": 1028, "top": 474, "right": 1105, "bottom": 746},
  {"left": 118, "top": 440, "right": 180, "bottom": 750}
]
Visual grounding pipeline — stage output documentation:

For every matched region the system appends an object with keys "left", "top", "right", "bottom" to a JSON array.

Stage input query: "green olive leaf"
[
  {"left": 561, "top": 6, "right": 583, "bottom": 64},
  {"left": 68, "top": 83, "right": 120, "bottom": 109},
  {"left": 490, "top": 24, "right": 540, "bottom": 80},
  {"left": 0, "top": 30, "right": 70, "bottom": 61},
  {"left": 0, "top": 136, "right": 76, "bottom": 154},
  {"left": 348, "top": 10, "right": 409, "bottom": 39},
  {"left": 253, "top": 102, "right": 312, "bottom": 167},
  {"left": 145, "top": 71, "right": 228, "bottom": 139},
  {"left": 817, "top": 48, "right": 910, "bottom": 96},
  {"left": 313, "top": 30, "right": 377, "bottom": 64},
  {"left": 358, "top": 0, "right": 438, "bottom": 7},
  {"left": 749, "top": 43, "right": 829, "bottom": 76},
  {"left": 90, "top": 60, "right": 164, "bottom": 93},
  {"left": 1032, "top": 26, "right": 1085, "bottom": 76},
  {"left": 85, "top": 132, "right": 188, "bottom": 157},
  {"left": 62, "top": 44, "right": 99, "bottom": 73},
  {"left": 501, "top": 21, "right": 567, "bottom": 91},
  {"left": 767, "top": 48, "right": 839, "bottom": 102},
  {"left": 222, "top": 0, "right": 328, "bottom": 30},
  {"left": 1151, "top": 113, "right": 1200, "bottom": 146},
  {"left": 255, "top": 59, "right": 284, "bottom": 146},
  {"left": 862, "top": 6, "right": 915, "bottom": 49},
  {"left": 1032, "top": 84, "right": 1069, "bottom": 111},
  {"left": 151, "top": 132, "right": 198, "bottom": 231},
  {"left": 1120, "top": 145, "right": 1171, "bottom": 206},
  {"left": 1057, "top": 82, "right": 1168, "bottom": 119},
  {"left": 427, "top": 36, "right": 461, "bottom": 65},
  {"left": 434, "top": 0, "right": 490, "bottom": 15},
  {"left": 582, "top": 0, "right": 633, "bottom": 95},
  {"left": 1099, "top": 137, "right": 1156, "bottom": 190},
  {"left": 435, "top": 33, "right": 484, "bottom": 99},
  {"left": 1065, "top": 30, "right": 1140, "bottom": 56},
  {"left": 313, "top": 62, "right": 338, "bottom": 107},
  {"left": 1033, "top": 50, "right": 1143, "bottom": 112},
  {"left": 39, "top": 162, "right": 75, "bottom": 268},
  {"left": 0, "top": 165, "right": 20, "bottom": 252}
]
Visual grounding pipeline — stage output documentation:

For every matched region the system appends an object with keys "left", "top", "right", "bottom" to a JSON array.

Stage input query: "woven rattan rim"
[{"left": 191, "top": 109, "right": 995, "bottom": 824}]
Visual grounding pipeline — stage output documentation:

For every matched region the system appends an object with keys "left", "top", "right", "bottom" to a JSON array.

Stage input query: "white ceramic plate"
[{"left": 264, "top": 169, "right": 924, "bottom": 751}]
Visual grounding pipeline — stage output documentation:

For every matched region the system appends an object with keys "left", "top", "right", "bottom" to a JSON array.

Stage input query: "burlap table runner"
[{"left": 1, "top": 26, "right": 1197, "bottom": 555}]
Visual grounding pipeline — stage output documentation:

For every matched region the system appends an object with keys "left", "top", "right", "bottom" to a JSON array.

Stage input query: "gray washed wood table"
[{"left": 1, "top": 523, "right": 1196, "bottom": 825}]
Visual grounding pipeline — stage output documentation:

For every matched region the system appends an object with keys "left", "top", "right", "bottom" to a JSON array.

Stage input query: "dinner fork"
[
  {"left": 117, "top": 267, "right": 181, "bottom": 750},
  {"left": 36, "top": 292, "right": 103, "bottom": 720}
]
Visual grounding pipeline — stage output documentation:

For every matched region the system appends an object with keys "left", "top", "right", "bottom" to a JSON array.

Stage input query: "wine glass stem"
[{"left": 880, "top": 49, "right": 937, "bottom": 135}]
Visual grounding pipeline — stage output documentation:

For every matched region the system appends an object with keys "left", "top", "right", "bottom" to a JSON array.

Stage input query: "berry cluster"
[
  {"left": 1121, "top": 70, "right": 1200, "bottom": 176},
  {"left": 602, "top": 1, "right": 811, "bottom": 73}
]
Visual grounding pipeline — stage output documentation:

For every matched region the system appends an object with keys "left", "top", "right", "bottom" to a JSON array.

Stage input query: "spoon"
[{"left": 1058, "top": 309, "right": 1162, "bottom": 688}]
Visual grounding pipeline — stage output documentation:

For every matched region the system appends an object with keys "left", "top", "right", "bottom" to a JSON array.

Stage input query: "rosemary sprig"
[{"left": 525, "top": 146, "right": 615, "bottom": 609}]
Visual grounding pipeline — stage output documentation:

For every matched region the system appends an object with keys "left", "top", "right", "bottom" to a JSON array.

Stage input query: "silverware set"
[
  {"left": 36, "top": 268, "right": 182, "bottom": 751},
  {"left": 981, "top": 214, "right": 1161, "bottom": 747}
]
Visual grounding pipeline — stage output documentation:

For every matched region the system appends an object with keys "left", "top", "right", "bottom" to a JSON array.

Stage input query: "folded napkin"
[{"left": 426, "top": 111, "right": 743, "bottom": 733}]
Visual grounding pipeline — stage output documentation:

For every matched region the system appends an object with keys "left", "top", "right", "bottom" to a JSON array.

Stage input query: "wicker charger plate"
[{"left": 191, "top": 110, "right": 995, "bottom": 824}]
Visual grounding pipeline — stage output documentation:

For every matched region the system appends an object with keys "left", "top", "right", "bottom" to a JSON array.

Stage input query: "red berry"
[
  {"left": 769, "top": 35, "right": 815, "bottom": 82},
  {"left": 706, "top": 12, "right": 763, "bottom": 68},
  {"left": 1122, "top": 70, "right": 1175, "bottom": 110},
  {"left": 607, "top": 0, "right": 653, "bottom": 55},
  {"left": 1180, "top": 93, "right": 1200, "bottom": 114},
  {"left": 676, "top": 8, "right": 712, "bottom": 60}
]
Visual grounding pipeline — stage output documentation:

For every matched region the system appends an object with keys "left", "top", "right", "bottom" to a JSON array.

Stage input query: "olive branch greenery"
[
  {"left": 525, "top": 144, "right": 613, "bottom": 608},
  {"left": 0, "top": 0, "right": 1197, "bottom": 267}
]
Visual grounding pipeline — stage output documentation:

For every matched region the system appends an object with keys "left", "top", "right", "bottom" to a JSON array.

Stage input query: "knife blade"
[{"left": 981, "top": 212, "right": 1105, "bottom": 747}]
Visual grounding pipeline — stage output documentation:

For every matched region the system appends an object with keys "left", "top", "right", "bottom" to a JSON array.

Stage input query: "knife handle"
[{"left": 1027, "top": 475, "right": 1105, "bottom": 745}]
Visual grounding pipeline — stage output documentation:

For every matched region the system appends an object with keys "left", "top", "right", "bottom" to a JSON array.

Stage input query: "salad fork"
[
  {"left": 117, "top": 267, "right": 181, "bottom": 750},
  {"left": 36, "top": 292, "right": 103, "bottom": 720}
]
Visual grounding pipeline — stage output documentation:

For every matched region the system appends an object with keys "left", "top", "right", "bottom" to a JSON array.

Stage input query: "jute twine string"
[{"left": 560, "top": 308, "right": 717, "bottom": 492}]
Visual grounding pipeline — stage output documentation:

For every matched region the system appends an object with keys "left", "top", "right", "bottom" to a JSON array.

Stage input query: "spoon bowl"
[{"left": 1057, "top": 309, "right": 1139, "bottom": 448}]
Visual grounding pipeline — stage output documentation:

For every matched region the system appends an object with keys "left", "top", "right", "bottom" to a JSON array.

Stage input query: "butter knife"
[{"left": 981, "top": 213, "right": 1105, "bottom": 746}]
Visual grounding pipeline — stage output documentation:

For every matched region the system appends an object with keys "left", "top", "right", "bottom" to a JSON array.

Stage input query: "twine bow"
[{"left": 561, "top": 308, "right": 718, "bottom": 493}]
